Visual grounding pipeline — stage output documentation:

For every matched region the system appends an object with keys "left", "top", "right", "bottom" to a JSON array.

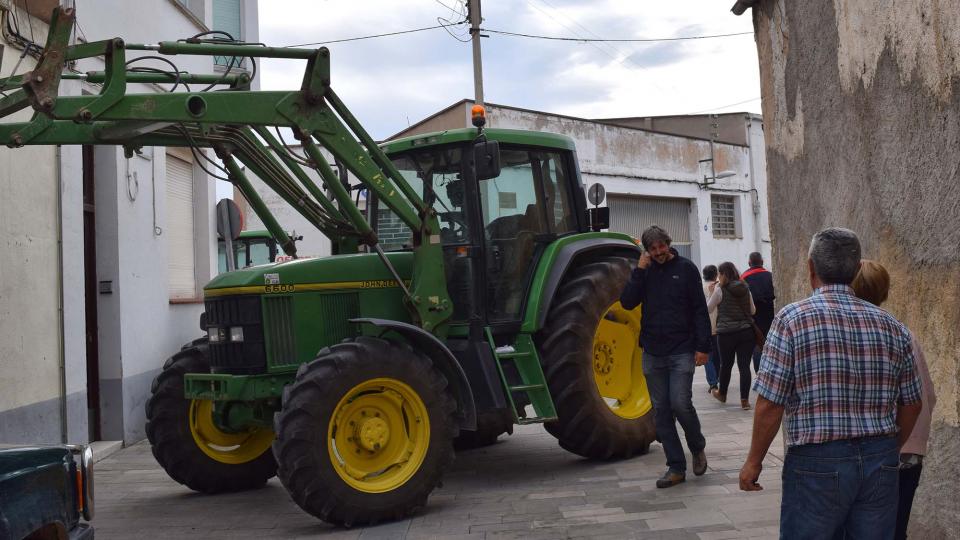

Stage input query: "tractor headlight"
[
  {"left": 208, "top": 327, "right": 225, "bottom": 343},
  {"left": 229, "top": 326, "right": 244, "bottom": 342}
]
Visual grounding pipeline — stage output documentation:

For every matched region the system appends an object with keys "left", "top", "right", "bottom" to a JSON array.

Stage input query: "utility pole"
[{"left": 468, "top": 0, "right": 484, "bottom": 104}]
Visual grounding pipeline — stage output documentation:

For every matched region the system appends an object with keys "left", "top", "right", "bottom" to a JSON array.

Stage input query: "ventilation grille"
[{"left": 263, "top": 296, "right": 296, "bottom": 367}]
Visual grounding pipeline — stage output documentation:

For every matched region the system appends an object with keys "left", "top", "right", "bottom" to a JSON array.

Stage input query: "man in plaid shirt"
[{"left": 738, "top": 228, "right": 922, "bottom": 539}]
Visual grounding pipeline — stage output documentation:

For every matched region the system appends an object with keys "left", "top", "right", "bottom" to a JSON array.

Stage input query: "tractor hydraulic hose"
[
  {"left": 252, "top": 125, "right": 346, "bottom": 222},
  {"left": 373, "top": 244, "right": 412, "bottom": 299},
  {"left": 217, "top": 146, "right": 297, "bottom": 257},
  {"left": 300, "top": 138, "right": 377, "bottom": 245}
]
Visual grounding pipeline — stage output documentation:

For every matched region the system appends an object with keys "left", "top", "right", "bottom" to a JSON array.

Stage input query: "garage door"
[{"left": 607, "top": 195, "right": 692, "bottom": 259}]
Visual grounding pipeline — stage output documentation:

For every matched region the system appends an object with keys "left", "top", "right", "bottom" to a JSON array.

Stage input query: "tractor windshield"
[
  {"left": 378, "top": 146, "right": 467, "bottom": 251},
  {"left": 217, "top": 236, "right": 277, "bottom": 273}
]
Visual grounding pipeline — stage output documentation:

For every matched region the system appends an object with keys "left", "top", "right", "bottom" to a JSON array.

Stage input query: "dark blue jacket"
[
  {"left": 619, "top": 249, "right": 712, "bottom": 356},
  {"left": 743, "top": 266, "right": 776, "bottom": 334}
]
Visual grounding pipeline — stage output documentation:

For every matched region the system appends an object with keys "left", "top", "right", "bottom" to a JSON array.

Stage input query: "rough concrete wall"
[
  {"left": 752, "top": 1, "right": 960, "bottom": 536},
  {"left": 0, "top": 31, "right": 61, "bottom": 443}
]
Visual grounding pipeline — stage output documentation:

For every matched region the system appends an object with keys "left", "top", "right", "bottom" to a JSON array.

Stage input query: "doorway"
[{"left": 82, "top": 145, "right": 101, "bottom": 441}]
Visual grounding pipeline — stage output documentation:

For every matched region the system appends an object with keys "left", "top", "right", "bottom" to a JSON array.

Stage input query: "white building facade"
[{"left": 0, "top": 0, "right": 259, "bottom": 446}]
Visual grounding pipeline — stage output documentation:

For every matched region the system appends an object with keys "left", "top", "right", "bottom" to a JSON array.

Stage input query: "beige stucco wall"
[
  {"left": 749, "top": 1, "right": 960, "bottom": 536},
  {"left": 0, "top": 38, "right": 61, "bottom": 440}
]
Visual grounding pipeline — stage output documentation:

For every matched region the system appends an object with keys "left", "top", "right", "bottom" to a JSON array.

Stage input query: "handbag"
[{"left": 735, "top": 289, "right": 766, "bottom": 349}]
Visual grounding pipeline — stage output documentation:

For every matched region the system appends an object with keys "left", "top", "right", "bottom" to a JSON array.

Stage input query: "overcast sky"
[{"left": 256, "top": 0, "right": 761, "bottom": 141}]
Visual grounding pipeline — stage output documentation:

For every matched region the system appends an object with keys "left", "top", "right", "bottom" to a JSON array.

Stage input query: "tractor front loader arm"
[{"left": 0, "top": 6, "right": 453, "bottom": 334}]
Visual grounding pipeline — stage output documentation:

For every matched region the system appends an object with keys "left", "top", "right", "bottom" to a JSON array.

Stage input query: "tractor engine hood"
[{"left": 204, "top": 251, "right": 414, "bottom": 295}]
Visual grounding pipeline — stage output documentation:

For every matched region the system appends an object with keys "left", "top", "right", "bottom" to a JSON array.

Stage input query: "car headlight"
[
  {"left": 207, "top": 327, "right": 225, "bottom": 343},
  {"left": 229, "top": 326, "right": 244, "bottom": 342}
]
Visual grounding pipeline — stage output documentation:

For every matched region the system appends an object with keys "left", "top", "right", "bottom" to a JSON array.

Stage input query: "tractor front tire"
[
  {"left": 539, "top": 257, "right": 656, "bottom": 459},
  {"left": 145, "top": 341, "right": 277, "bottom": 493},
  {"left": 273, "top": 337, "right": 458, "bottom": 527}
]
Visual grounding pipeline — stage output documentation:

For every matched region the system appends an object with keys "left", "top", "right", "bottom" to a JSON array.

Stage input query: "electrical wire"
[
  {"left": 277, "top": 17, "right": 750, "bottom": 48},
  {"left": 435, "top": 0, "right": 470, "bottom": 42},
  {"left": 479, "top": 27, "right": 754, "bottom": 43},
  {"left": 685, "top": 96, "right": 761, "bottom": 115},
  {"left": 283, "top": 20, "right": 467, "bottom": 48}
]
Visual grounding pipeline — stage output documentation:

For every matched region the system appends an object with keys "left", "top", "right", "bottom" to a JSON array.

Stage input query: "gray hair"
[
  {"left": 640, "top": 225, "right": 671, "bottom": 251},
  {"left": 808, "top": 227, "right": 861, "bottom": 285}
]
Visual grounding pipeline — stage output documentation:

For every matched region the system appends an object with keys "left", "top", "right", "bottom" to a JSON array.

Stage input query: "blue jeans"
[
  {"left": 642, "top": 351, "right": 706, "bottom": 473},
  {"left": 704, "top": 335, "right": 720, "bottom": 387},
  {"left": 781, "top": 435, "right": 899, "bottom": 540}
]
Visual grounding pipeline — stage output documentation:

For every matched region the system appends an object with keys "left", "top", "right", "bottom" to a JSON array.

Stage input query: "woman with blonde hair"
[{"left": 851, "top": 260, "right": 936, "bottom": 540}]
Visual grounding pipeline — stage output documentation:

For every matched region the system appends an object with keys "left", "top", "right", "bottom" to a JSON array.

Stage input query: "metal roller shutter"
[
  {"left": 167, "top": 153, "right": 196, "bottom": 299},
  {"left": 607, "top": 195, "right": 692, "bottom": 259}
]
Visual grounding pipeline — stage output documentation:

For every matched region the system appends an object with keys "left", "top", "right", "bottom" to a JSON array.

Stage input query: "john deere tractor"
[{"left": 2, "top": 8, "right": 654, "bottom": 526}]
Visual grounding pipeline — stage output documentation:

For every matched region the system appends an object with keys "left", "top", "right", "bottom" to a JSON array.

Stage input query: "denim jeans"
[
  {"left": 781, "top": 435, "right": 899, "bottom": 540},
  {"left": 642, "top": 351, "right": 706, "bottom": 473},
  {"left": 704, "top": 335, "right": 720, "bottom": 387}
]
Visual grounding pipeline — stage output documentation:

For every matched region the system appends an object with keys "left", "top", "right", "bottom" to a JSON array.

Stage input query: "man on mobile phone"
[{"left": 620, "top": 225, "right": 711, "bottom": 488}]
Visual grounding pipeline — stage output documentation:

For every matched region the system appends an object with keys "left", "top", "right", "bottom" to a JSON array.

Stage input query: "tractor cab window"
[
  {"left": 380, "top": 147, "right": 469, "bottom": 250},
  {"left": 481, "top": 148, "right": 574, "bottom": 320},
  {"left": 383, "top": 147, "right": 474, "bottom": 321},
  {"left": 217, "top": 236, "right": 277, "bottom": 274}
]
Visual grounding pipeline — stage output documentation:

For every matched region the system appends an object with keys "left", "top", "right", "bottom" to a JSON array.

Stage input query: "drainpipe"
[
  {"left": 56, "top": 145, "right": 68, "bottom": 443},
  {"left": 746, "top": 116, "right": 762, "bottom": 254}
]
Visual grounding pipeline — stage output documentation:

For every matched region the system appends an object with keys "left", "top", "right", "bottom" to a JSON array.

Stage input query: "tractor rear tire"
[
  {"left": 454, "top": 408, "right": 514, "bottom": 450},
  {"left": 273, "top": 336, "right": 458, "bottom": 527},
  {"left": 145, "top": 340, "right": 277, "bottom": 493},
  {"left": 539, "top": 257, "right": 656, "bottom": 459}
]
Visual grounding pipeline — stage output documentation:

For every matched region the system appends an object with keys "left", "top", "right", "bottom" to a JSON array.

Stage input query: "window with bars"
[{"left": 711, "top": 195, "right": 738, "bottom": 238}]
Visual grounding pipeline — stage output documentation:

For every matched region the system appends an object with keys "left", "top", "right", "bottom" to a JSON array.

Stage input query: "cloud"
[
  {"left": 255, "top": 0, "right": 761, "bottom": 138},
  {"left": 624, "top": 42, "right": 691, "bottom": 69}
]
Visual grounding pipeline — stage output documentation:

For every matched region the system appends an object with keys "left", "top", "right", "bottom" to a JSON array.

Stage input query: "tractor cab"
[{"left": 378, "top": 128, "right": 587, "bottom": 326}]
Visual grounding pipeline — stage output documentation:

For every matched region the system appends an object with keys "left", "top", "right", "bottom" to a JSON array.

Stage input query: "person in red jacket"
[{"left": 742, "top": 252, "right": 775, "bottom": 372}]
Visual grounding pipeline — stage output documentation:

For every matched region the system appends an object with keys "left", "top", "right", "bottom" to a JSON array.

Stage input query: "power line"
[
  {"left": 481, "top": 28, "right": 753, "bottom": 43},
  {"left": 284, "top": 20, "right": 467, "bottom": 48},
  {"left": 280, "top": 21, "right": 752, "bottom": 49},
  {"left": 686, "top": 96, "right": 761, "bottom": 115}
]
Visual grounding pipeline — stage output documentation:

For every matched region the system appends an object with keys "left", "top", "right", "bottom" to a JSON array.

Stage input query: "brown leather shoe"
[
  {"left": 655, "top": 469, "right": 686, "bottom": 488},
  {"left": 692, "top": 450, "right": 708, "bottom": 476},
  {"left": 741, "top": 399, "right": 751, "bottom": 410},
  {"left": 711, "top": 388, "right": 726, "bottom": 403}
]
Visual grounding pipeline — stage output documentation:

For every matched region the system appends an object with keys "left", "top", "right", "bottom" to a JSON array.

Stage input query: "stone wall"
[{"left": 748, "top": 1, "right": 960, "bottom": 536}]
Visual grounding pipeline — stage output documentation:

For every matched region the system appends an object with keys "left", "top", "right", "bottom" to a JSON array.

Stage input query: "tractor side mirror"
[
  {"left": 586, "top": 206, "right": 610, "bottom": 231},
  {"left": 473, "top": 140, "right": 501, "bottom": 181}
]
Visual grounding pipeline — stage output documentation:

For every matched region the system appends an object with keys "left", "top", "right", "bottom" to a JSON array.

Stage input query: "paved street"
[{"left": 92, "top": 375, "right": 784, "bottom": 539}]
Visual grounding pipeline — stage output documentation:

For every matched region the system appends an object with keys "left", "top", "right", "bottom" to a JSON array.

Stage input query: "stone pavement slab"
[{"left": 90, "top": 375, "right": 781, "bottom": 539}]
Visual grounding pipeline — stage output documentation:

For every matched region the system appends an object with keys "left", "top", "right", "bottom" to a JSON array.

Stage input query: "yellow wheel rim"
[
  {"left": 189, "top": 399, "right": 275, "bottom": 464},
  {"left": 328, "top": 378, "right": 431, "bottom": 494},
  {"left": 592, "top": 301, "right": 652, "bottom": 419}
]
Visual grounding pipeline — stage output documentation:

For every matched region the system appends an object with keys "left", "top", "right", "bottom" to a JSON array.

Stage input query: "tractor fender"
[
  {"left": 351, "top": 318, "right": 477, "bottom": 431},
  {"left": 532, "top": 238, "right": 640, "bottom": 331}
]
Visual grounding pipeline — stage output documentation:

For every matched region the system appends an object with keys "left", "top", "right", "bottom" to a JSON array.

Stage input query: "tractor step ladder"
[{"left": 485, "top": 328, "right": 558, "bottom": 424}]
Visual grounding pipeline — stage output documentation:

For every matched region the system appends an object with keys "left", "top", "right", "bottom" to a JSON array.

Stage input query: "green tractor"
[{"left": 2, "top": 8, "right": 654, "bottom": 527}]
